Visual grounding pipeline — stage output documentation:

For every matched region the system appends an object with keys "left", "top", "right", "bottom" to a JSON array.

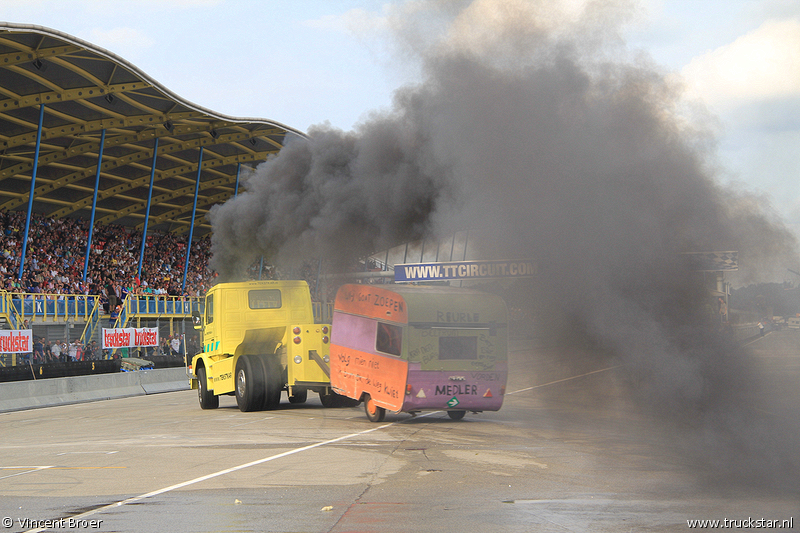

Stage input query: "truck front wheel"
[
  {"left": 197, "top": 366, "right": 219, "bottom": 410},
  {"left": 235, "top": 355, "right": 266, "bottom": 412}
]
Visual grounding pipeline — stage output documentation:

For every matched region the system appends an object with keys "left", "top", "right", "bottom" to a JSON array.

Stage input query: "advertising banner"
[
  {"left": 102, "top": 327, "right": 159, "bottom": 349},
  {"left": 394, "top": 259, "right": 536, "bottom": 283},
  {"left": 0, "top": 329, "right": 33, "bottom": 353}
]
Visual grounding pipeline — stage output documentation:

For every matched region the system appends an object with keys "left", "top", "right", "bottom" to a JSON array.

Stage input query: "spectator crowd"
[{"left": 0, "top": 209, "right": 213, "bottom": 301}]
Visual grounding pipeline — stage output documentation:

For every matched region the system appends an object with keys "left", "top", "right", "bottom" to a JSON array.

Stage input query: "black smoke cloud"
[
  {"left": 209, "top": 1, "right": 800, "bottom": 489},
  {"left": 208, "top": 114, "right": 449, "bottom": 278}
]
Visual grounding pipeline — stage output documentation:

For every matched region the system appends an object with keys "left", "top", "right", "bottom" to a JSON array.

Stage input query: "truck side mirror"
[{"left": 192, "top": 310, "right": 203, "bottom": 329}]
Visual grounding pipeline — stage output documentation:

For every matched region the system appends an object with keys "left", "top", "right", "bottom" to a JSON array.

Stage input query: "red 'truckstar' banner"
[
  {"left": 102, "top": 328, "right": 159, "bottom": 349},
  {"left": 0, "top": 329, "right": 32, "bottom": 353}
]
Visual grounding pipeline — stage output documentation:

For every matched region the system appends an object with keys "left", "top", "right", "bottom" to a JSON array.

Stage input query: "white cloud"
[{"left": 681, "top": 18, "right": 800, "bottom": 109}]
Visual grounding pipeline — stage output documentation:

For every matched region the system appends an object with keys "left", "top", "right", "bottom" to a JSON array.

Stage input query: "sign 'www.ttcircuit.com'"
[{"left": 394, "top": 260, "right": 535, "bottom": 283}]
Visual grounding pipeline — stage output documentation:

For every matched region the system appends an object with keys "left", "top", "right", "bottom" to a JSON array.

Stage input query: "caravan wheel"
[{"left": 363, "top": 394, "right": 386, "bottom": 422}]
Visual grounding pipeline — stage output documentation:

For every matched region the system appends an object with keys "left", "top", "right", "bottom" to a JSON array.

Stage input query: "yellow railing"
[
  {"left": 118, "top": 294, "right": 203, "bottom": 319},
  {"left": 0, "top": 291, "right": 99, "bottom": 324},
  {"left": 78, "top": 297, "right": 103, "bottom": 346},
  {"left": 0, "top": 292, "right": 204, "bottom": 368}
]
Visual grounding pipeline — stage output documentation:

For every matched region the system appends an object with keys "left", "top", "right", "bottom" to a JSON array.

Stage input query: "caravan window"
[
  {"left": 439, "top": 336, "right": 477, "bottom": 360},
  {"left": 376, "top": 322, "right": 402, "bottom": 356}
]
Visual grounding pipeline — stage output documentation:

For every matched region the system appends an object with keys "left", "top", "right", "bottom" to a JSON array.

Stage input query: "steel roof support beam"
[
  {"left": 234, "top": 162, "right": 241, "bottom": 198},
  {"left": 82, "top": 129, "right": 106, "bottom": 282},
  {"left": 18, "top": 104, "right": 45, "bottom": 281},
  {"left": 183, "top": 147, "right": 203, "bottom": 293},
  {"left": 137, "top": 138, "right": 159, "bottom": 282}
]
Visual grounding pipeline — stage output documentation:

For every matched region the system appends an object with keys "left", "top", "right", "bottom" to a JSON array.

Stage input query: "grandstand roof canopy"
[{"left": 0, "top": 22, "right": 305, "bottom": 238}]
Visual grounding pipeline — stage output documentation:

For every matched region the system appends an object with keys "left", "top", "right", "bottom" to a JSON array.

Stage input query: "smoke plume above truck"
[{"left": 208, "top": 1, "right": 800, "bottom": 489}]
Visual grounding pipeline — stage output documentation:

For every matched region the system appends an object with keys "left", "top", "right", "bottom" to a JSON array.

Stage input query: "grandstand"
[{"left": 0, "top": 23, "right": 307, "bottom": 377}]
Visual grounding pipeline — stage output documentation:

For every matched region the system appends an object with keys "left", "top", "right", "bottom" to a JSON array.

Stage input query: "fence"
[{"left": 0, "top": 292, "right": 203, "bottom": 368}]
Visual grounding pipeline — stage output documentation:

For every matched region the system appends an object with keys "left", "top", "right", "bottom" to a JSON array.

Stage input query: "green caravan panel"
[{"left": 394, "top": 285, "right": 508, "bottom": 372}]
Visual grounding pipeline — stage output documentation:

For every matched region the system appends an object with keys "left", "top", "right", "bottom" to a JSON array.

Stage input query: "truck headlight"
[{"left": 294, "top": 355, "right": 302, "bottom": 364}]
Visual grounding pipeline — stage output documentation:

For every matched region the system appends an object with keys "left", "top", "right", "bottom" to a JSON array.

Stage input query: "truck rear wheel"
[
  {"left": 447, "top": 410, "right": 466, "bottom": 421},
  {"left": 319, "top": 390, "right": 337, "bottom": 407},
  {"left": 260, "top": 356, "right": 282, "bottom": 409},
  {"left": 288, "top": 388, "right": 307, "bottom": 404},
  {"left": 363, "top": 394, "right": 386, "bottom": 422},
  {"left": 319, "top": 390, "right": 359, "bottom": 408},
  {"left": 235, "top": 355, "right": 266, "bottom": 412},
  {"left": 197, "top": 366, "right": 219, "bottom": 410}
]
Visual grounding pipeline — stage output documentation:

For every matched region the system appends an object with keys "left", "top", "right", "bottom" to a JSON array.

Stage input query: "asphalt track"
[{"left": 0, "top": 334, "right": 797, "bottom": 532}]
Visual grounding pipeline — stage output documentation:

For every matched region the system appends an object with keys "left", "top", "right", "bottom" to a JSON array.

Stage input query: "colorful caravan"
[{"left": 330, "top": 284, "right": 508, "bottom": 421}]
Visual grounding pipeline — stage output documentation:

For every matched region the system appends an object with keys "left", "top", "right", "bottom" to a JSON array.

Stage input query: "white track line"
[
  {"left": 23, "top": 422, "right": 398, "bottom": 533},
  {"left": 0, "top": 466, "right": 53, "bottom": 481},
  {"left": 508, "top": 365, "right": 622, "bottom": 395},
  {"left": 22, "top": 367, "right": 618, "bottom": 532}
]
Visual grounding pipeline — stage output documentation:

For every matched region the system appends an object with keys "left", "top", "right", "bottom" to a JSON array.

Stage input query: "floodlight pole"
[
  {"left": 18, "top": 104, "right": 45, "bottom": 281},
  {"left": 182, "top": 147, "right": 203, "bottom": 293},
  {"left": 137, "top": 138, "right": 159, "bottom": 281},
  {"left": 83, "top": 128, "right": 106, "bottom": 282}
]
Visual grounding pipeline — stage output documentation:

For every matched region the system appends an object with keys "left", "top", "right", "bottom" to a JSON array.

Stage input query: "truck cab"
[{"left": 189, "top": 280, "right": 334, "bottom": 411}]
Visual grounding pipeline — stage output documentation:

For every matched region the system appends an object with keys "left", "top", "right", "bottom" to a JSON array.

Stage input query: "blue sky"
[{"left": 3, "top": 0, "right": 799, "bottom": 243}]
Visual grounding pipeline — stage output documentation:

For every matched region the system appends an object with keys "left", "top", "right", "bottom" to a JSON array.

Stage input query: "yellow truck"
[{"left": 189, "top": 280, "right": 343, "bottom": 411}]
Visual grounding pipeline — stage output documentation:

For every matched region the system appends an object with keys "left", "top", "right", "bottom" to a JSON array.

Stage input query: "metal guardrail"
[
  {"left": 121, "top": 295, "right": 203, "bottom": 319},
  {"left": 0, "top": 291, "right": 29, "bottom": 328},
  {"left": 78, "top": 297, "right": 103, "bottom": 346},
  {"left": 1, "top": 291, "right": 99, "bottom": 324},
  {"left": 0, "top": 293, "right": 204, "bottom": 368},
  {"left": 0, "top": 292, "right": 203, "bottom": 325}
]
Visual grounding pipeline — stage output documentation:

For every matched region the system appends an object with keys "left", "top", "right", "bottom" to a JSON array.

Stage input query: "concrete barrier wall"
[{"left": 0, "top": 367, "right": 190, "bottom": 413}]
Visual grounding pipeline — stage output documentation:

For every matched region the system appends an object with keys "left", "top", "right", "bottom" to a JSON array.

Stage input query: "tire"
[
  {"left": 288, "top": 388, "right": 307, "bottom": 404},
  {"left": 447, "top": 410, "right": 466, "bottom": 421},
  {"left": 338, "top": 396, "right": 360, "bottom": 408},
  {"left": 260, "top": 356, "right": 283, "bottom": 409},
  {"left": 235, "top": 355, "right": 266, "bottom": 412},
  {"left": 319, "top": 390, "right": 339, "bottom": 408},
  {"left": 197, "top": 366, "right": 219, "bottom": 410},
  {"left": 319, "top": 390, "right": 357, "bottom": 408},
  {"left": 363, "top": 394, "right": 386, "bottom": 422}
]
